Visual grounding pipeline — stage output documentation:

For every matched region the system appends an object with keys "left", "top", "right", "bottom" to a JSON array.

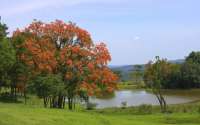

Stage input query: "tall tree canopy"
[
  {"left": 186, "top": 51, "right": 200, "bottom": 64},
  {"left": 181, "top": 51, "right": 200, "bottom": 88},
  {"left": 130, "top": 65, "right": 143, "bottom": 84},
  {"left": 144, "top": 56, "right": 169, "bottom": 112},
  {"left": 0, "top": 20, "right": 8, "bottom": 40},
  {"left": 12, "top": 20, "right": 118, "bottom": 109},
  {"left": 0, "top": 22, "right": 16, "bottom": 91}
]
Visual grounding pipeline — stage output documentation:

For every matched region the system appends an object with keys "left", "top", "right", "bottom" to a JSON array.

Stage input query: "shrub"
[
  {"left": 121, "top": 101, "right": 127, "bottom": 109},
  {"left": 86, "top": 102, "right": 97, "bottom": 110},
  {"left": 137, "top": 104, "right": 153, "bottom": 114}
]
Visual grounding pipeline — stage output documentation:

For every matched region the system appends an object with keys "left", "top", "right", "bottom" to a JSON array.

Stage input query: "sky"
[{"left": 0, "top": 0, "right": 200, "bottom": 65}]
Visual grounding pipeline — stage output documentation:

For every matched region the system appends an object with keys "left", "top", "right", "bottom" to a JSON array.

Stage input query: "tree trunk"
[
  {"left": 73, "top": 97, "right": 76, "bottom": 109},
  {"left": 58, "top": 94, "right": 64, "bottom": 108},
  {"left": 52, "top": 96, "right": 57, "bottom": 108},
  {"left": 43, "top": 97, "right": 46, "bottom": 108},
  {"left": 160, "top": 95, "right": 167, "bottom": 112},
  {"left": 11, "top": 84, "right": 17, "bottom": 101},
  {"left": 14, "top": 86, "right": 17, "bottom": 101},
  {"left": 62, "top": 97, "right": 65, "bottom": 109},
  {"left": 154, "top": 90, "right": 167, "bottom": 113},
  {"left": 50, "top": 97, "right": 53, "bottom": 108},
  {"left": 68, "top": 97, "right": 73, "bottom": 110},
  {"left": 11, "top": 85, "right": 14, "bottom": 97},
  {"left": 43, "top": 97, "right": 49, "bottom": 108},
  {"left": 24, "top": 88, "right": 27, "bottom": 104}
]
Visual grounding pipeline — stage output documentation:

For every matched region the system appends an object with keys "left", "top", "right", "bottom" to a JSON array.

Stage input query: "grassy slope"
[{"left": 0, "top": 102, "right": 200, "bottom": 125}]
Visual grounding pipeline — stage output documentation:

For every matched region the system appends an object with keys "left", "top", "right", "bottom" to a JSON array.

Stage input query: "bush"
[
  {"left": 0, "top": 92, "right": 21, "bottom": 103},
  {"left": 86, "top": 102, "right": 97, "bottom": 110},
  {"left": 121, "top": 101, "right": 127, "bottom": 109},
  {"left": 137, "top": 104, "right": 153, "bottom": 114},
  {"left": 136, "top": 81, "right": 146, "bottom": 89},
  {"left": 182, "top": 106, "right": 188, "bottom": 113}
]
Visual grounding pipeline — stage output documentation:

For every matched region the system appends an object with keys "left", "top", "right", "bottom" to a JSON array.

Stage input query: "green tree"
[
  {"left": 164, "top": 64, "right": 181, "bottom": 89},
  {"left": 130, "top": 65, "right": 143, "bottom": 84},
  {"left": 186, "top": 51, "right": 200, "bottom": 64},
  {"left": 31, "top": 74, "right": 65, "bottom": 108},
  {"left": 181, "top": 51, "right": 200, "bottom": 88},
  {"left": 144, "top": 56, "right": 169, "bottom": 112},
  {"left": 0, "top": 20, "right": 8, "bottom": 40},
  {"left": 11, "top": 28, "right": 32, "bottom": 103},
  {"left": 0, "top": 22, "right": 16, "bottom": 94}
]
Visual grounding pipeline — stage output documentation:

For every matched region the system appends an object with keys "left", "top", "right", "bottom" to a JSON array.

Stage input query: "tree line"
[
  {"left": 144, "top": 52, "right": 200, "bottom": 89},
  {"left": 143, "top": 53, "right": 200, "bottom": 112}
]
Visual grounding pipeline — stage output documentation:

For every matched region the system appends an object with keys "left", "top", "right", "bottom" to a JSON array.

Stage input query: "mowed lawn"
[{"left": 1, "top": 102, "right": 200, "bottom": 125}]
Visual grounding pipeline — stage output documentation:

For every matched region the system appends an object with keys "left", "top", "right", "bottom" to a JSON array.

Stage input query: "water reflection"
[{"left": 90, "top": 90, "right": 199, "bottom": 108}]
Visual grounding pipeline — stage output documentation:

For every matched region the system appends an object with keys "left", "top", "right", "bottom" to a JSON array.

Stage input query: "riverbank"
[
  {"left": 95, "top": 100, "right": 200, "bottom": 114},
  {"left": 117, "top": 81, "right": 146, "bottom": 89},
  {"left": 1, "top": 101, "right": 200, "bottom": 125}
]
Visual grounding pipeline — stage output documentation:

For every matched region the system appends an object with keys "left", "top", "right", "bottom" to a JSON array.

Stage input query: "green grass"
[
  {"left": 1, "top": 101, "right": 200, "bottom": 125},
  {"left": 0, "top": 92, "right": 200, "bottom": 125},
  {"left": 118, "top": 81, "right": 146, "bottom": 90}
]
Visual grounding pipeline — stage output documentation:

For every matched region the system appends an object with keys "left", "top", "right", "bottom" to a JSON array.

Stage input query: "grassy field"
[
  {"left": 1, "top": 88, "right": 200, "bottom": 125},
  {"left": 1, "top": 100, "right": 200, "bottom": 125},
  {"left": 117, "top": 81, "right": 146, "bottom": 89}
]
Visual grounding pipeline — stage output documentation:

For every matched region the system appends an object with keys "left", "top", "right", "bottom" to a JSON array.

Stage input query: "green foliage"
[
  {"left": 186, "top": 51, "right": 200, "bottom": 64},
  {"left": 0, "top": 23, "right": 16, "bottom": 89},
  {"left": 143, "top": 52, "right": 200, "bottom": 111},
  {"left": 144, "top": 51, "right": 200, "bottom": 89},
  {"left": 0, "top": 39, "right": 16, "bottom": 75},
  {"left": 86, "top": 102, "right": 97, "bottom": 110},
  {"left": 163, "top": 63, "right": 181, "bottom": 88},
  {"left": 121, "top": 101, "right": 127, "bottom": 109},
  {"left": 31, "top": 74, "right": 65, "bottom": 98},
  {"left": 118, "top": 81, "right": 146, "bottom": 89},
  {"left": 180, "top": 51, "right": 200, "bottom": 88},
  {"left": 144, "top": 56, "right": 167, "bottom": 112},
  {"left": 130, "top": 65, "right": 143, "bottom": 84},
  {"left": 137, "top": 104, "right": 153, "bottom": 115},
  {"left": 0, "top": 21, "right": 8, "bottom": 40},
  {"left": 144, "top": 57, "right": 170, "bottom": 89}
]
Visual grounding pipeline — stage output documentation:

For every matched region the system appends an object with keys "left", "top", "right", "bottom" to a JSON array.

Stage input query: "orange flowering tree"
[{"left": 12, "top": 20, "right": 118, "bottom": 109}]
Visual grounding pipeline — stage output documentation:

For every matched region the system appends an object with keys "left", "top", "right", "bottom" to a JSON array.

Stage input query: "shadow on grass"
[
  {"left": 0, "top": 92, "right": 23, "bottom": 103},
  {"left": 164, "top": 115, "right": 200, "bottom": 124}
]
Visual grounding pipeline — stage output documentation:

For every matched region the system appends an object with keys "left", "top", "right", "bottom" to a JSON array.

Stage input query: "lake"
[{"left": 90, "top": 90, "right": 200, "bottom": 108}]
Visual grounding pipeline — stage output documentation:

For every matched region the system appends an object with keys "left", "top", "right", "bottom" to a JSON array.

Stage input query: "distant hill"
[
  {"left": 110, "top": 65, "right": 144, "bottom": 81},
  {"left": 109, "top": 59, "right": 185, "bottom": 81},
  {"left": 169, "top": 59, "right": 185, "bottom": 64}
]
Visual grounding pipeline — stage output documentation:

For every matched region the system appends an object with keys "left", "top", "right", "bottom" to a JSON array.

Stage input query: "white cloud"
[{"left": 134, "top": 36, "right": 140, "bottom": 41}]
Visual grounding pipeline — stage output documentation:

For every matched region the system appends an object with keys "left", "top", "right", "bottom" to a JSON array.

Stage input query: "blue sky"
[{"left": 1, "top": 0, "right": 200, "bottom": 65}]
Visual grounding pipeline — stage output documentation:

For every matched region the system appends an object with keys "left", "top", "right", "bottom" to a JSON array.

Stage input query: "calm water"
[{"left": 90, "top": 90, "right": 200, "bottom": 108}]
